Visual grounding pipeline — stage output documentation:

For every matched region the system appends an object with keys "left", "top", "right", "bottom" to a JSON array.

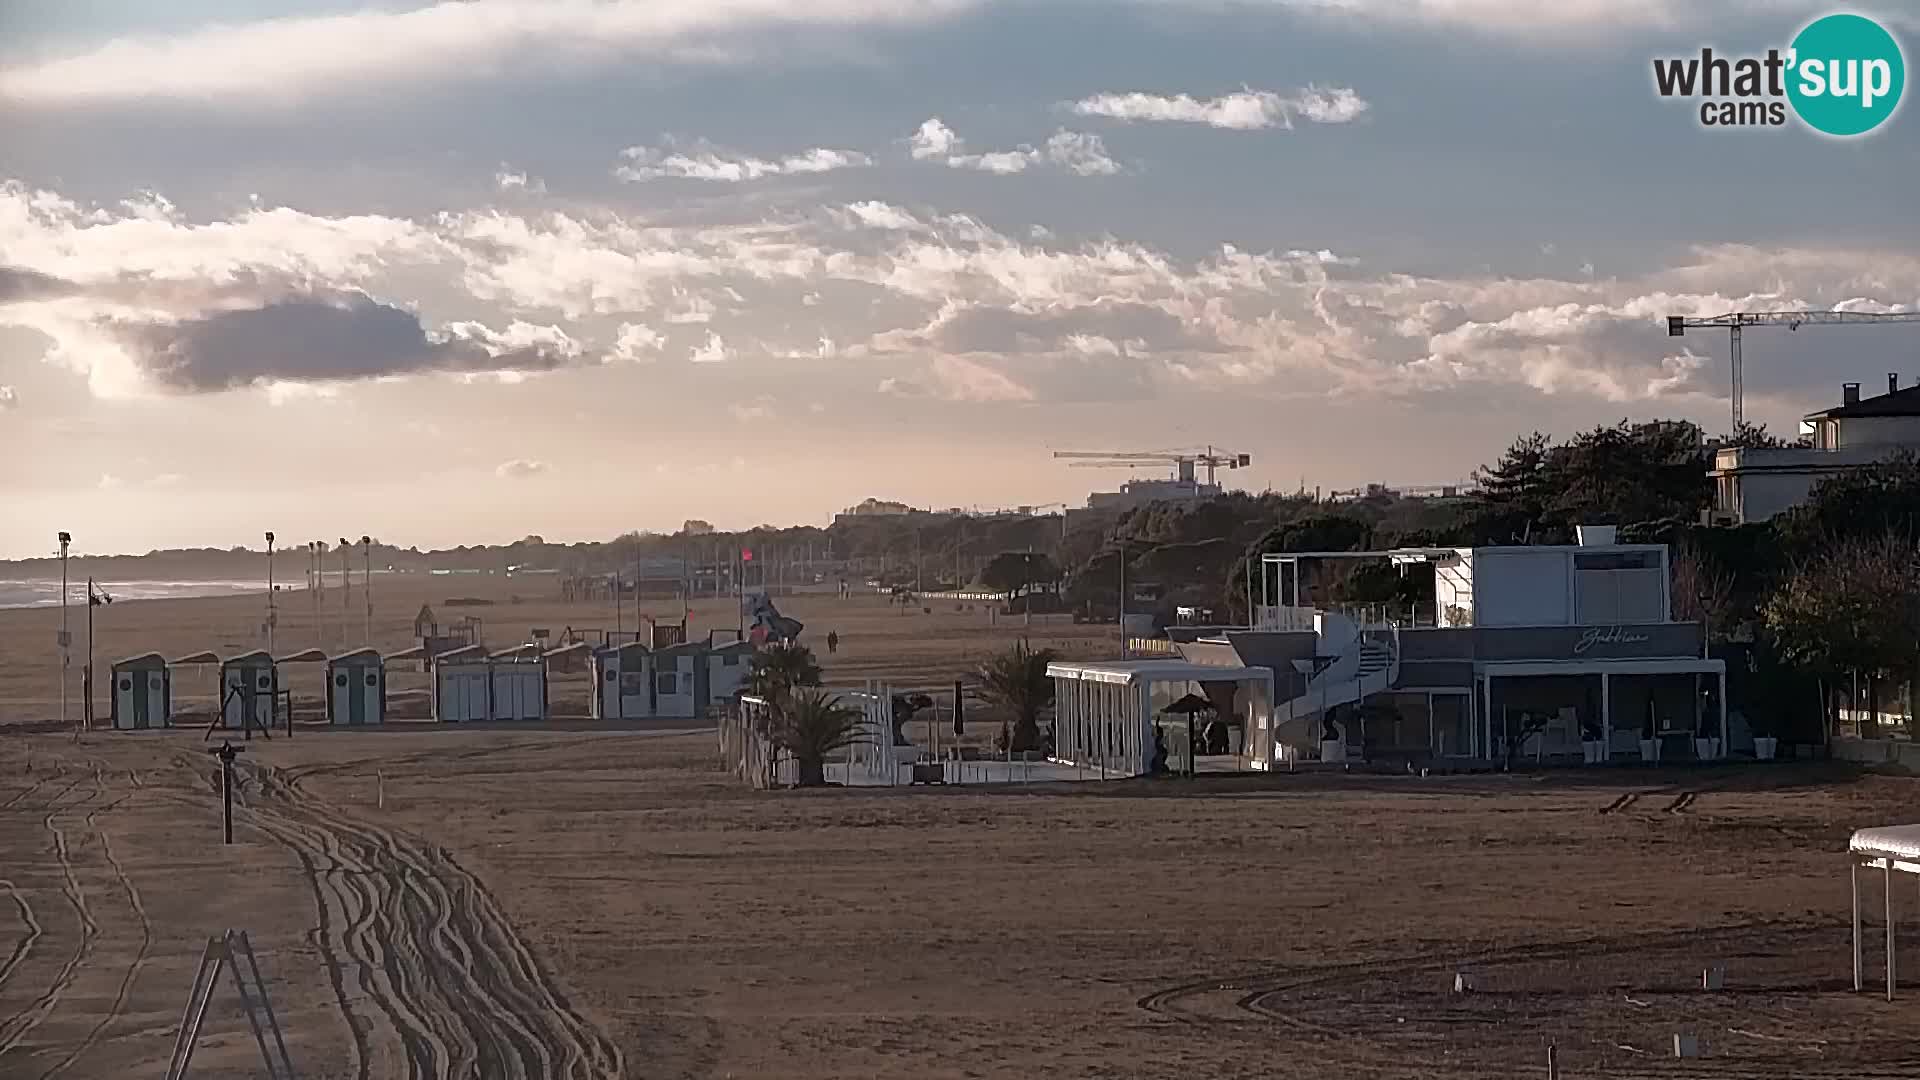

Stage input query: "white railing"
[{"left": 1255, "top": 605, "right": 1318, "bottom": 631}]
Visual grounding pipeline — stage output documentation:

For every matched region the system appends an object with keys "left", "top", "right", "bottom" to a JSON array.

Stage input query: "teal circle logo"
[{"left": 1787, "top": 13, "right": 1906, "bottom": 137}]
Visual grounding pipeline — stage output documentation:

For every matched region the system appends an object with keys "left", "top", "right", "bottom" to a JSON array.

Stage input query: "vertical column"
[
  {"left": 1888, "top": 860, "right": 1898, "bottom": 1001},
  {"left": 1600, "top": 673, "right": 1611, "bottom": 759},
  {"left": 1854, "top": 859, "right": 1864, "bottom": 992},
  {"left": 1718, "top": 669, "right": 1729, "bottom": 755}
]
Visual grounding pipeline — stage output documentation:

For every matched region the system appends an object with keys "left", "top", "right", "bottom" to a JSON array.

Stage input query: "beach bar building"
[
  {"left": 326, "top": 649, "right": 386, "bottom": 726},
  {"left": 220, "top": 650, "right": 279, "bottom": 731},
  {"left": 110, "top": 653, "right": 171, "bottom": 730},
  {"left": 1172, "top": 528, "right": 1727, "bottom": 765}
]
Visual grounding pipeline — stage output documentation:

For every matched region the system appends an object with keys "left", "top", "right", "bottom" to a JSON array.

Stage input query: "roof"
[
  {"left": 435, "top": 644, "right": 487, "bottom": 661},
  {"left": 1046, "top": 659, "right": 1273, "bottom": 687},
  {"left": 113, "top": 652, "right": 167, "bottom": 668},
  {"left": 1852, "top": 825, "right": 1920, "bottom": 862},
  {"left": 1807, "top": 384, "right": 1920, "bottom": 420},
  {"left": 223, "top": 649, "right": 273, "bottom": 666},
  {"left": 387, "top": 645, "right": 427, "bottom": 661},
  {"left": 170, "top": 650, "right": 220, "bottom": 665},
  {"left": 329, "top": 647, "right": 382, "bottom": 663},
  {"left": 544, "top": 641, "right": 593, "bottom": 659},
  {"left": 275, "top": 648, "right": 328, "bottom": 663}
]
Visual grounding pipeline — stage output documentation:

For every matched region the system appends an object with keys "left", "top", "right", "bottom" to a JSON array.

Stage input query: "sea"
[{"left": 0, "top": 579, "right": 271, "bottom": 610}]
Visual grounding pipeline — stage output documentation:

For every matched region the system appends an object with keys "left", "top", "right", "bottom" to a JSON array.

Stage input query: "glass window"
[{"left": 657, "top": 672, "right": 678, "bottom": 695}]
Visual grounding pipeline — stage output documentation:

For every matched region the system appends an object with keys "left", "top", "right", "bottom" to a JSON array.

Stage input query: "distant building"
[{"left": 1711, "top": 375, "right": 1920, "bottom": 524}]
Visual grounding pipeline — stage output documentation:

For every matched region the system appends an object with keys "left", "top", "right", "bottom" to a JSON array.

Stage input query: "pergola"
[
  {"left": 1851, "top": 825, "right": 1920, "bottom": 1000},
  {"left": 1047, "top": 660, "right": 1276, "bottom": 776}
]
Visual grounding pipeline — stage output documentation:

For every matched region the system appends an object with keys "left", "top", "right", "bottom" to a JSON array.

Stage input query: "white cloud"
[
  {"left": 0, "top": 0, "right": 982, "bottom": 106},
  {"left": 98, "top": 473, "right": 123, "bottom": 490},
  {"left": 908, "top": 118, "right": 962, "bottom": 160},
  {"left": 690, "top": 331, "right": 732, "bottom": 364},
  {"left": 1070, "top": 86, "right": 1369, "bottom": 130},
  {"left": 263, "top": 381, "right": 344, "bottom": 406},
  {"left": 496, "top": 458, "right": 548, "bottom": 479},
  {"left": 908, "top": 119, "right": 1122, "bottom": 176},
  {"left": 617, "top": 140, "right": 872, "bottom": 183},
  {"left": 610, "top": 322, "right": 665, "bottom": 362},
  {"left": 0, "top": 385, "right": 15, "bottom": 409},
  {"left": 494, "top": 169, "right": 546, "bottom": 194},
  {"left": 6, "top": 178, "right": 1917, "bottom": 416}
]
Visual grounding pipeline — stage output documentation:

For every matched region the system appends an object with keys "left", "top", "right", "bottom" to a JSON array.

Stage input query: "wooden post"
[
  {"left": 377, "top": 769, "right": 385, "bottom": 810},
  {"left": 1546, "top": 1044, "right": 1558, "bottom": 1080},
  {"left": 1887, "top": 860, "right": 1898, "bottom": 1001}
]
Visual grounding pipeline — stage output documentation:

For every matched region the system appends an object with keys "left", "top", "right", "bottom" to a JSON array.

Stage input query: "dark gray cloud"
[
  {"left": 119, "top": 292, "right": 579, "bottom": 392},
  {"left": 0, "top": 265, "right": 79, "bottom": 304}
]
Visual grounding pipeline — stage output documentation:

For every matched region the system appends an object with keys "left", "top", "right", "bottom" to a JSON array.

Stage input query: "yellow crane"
[{"left": 1667, "top": 311, "right": 1920, "bottom": 430}]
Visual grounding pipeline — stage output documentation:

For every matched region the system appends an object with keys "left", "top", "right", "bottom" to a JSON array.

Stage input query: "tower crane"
[
  {"left": 1051, "top": 447, "right": 1252, "bottom": 485},
  {"left": 1667, "top": 311, "right": 1920, "bottom": 430}
]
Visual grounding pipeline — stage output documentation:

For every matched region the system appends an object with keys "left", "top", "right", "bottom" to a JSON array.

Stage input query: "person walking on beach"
[{"left": 826, "top": 630, "right": 840, "bottom": 654}]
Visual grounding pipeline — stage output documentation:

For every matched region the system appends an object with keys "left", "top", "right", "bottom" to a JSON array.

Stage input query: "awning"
[
  {"left": 1477, "top": 658, "right": 1725, "bottom": 678},
  {"left": 1047, "top": 659, "right": 1273, "bottom": 687}
]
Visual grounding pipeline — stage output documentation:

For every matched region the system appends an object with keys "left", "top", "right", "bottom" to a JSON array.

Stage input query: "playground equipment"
[{"left": 742, "top": 591, "right": 804, "bottom": 645}]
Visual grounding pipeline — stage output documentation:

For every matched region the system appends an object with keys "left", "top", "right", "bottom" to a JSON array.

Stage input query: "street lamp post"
[
  {"left": 58, "top": 531, "right": 71, "bottom": 731},
  {"left": 265, "top": 531, "right": 276, "bottom": 656},
  {"left": 361, "top": 536, "right": 372, "bottom": 644}
]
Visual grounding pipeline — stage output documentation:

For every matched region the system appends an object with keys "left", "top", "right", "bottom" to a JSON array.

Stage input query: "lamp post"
[
  {"left": 1118, "top": 540, "right": 1128, "bottom": 660},
  {"left": 265, "top": 531, "right": 276, "bottom": 656},
  {"left": 339, "top": 538, "right": 352, "bottom": 632},
  {"left": 361, "top": 535, "right": 372, "bottom": 644},
  {"left": 58, "top": 531, "right": 71, "bottom": 731}
]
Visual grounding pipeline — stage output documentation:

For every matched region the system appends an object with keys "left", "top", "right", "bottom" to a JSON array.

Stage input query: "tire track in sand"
[
  {"left": 0, "top": 763, "right": 103, "bottom": 1056},
  {"left": 36, "top": 766, "right": 155, "bottom": 1080},
  {"left": 0, "top": 879, "right": 40, "bottom": 992},
  {"left": 242, "top": 762, "right": 623, "bottom": 1079}
]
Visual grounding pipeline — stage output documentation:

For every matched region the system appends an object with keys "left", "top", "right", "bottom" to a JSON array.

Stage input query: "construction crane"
[
  {"left": 1667, "top": 311, "right": 1920, "bottom": 430},
  {"left": 1052, "top": 447, "right": 1252, "bottom": 486}
]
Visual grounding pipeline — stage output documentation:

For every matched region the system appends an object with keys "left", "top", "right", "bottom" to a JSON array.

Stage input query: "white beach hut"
[
  {"left": 110, "top": 653, "right": 171, "bottom": 730},
  {"left": 326, "top": 648, "right": 385, "bottom": 726},
  {"left": 591, "top": 642, "right": 653, "bottom": 720},
  {"left": 219, "top": 650, "right": 279, "bottom": 731}
]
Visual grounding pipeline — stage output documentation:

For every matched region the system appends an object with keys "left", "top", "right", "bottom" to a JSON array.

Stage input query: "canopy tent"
[
  {"left": 1047, "top": 660, "right": 1276, "bottom": 776},
  {"left": 1851, "top": 825, "right": 1920, "bottom": 1001}
]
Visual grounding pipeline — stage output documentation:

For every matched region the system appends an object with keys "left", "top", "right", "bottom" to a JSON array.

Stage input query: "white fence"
[
  {"left": 718, "top": 694, "right": 794, "bottom": 789},
  {"left": 841, "top": 680, "right": 903, "bottom": 785}
]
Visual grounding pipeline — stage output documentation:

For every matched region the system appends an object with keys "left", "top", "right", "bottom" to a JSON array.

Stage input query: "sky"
[{"left": 1, "top": 0, "right": 1917, "bottom": 559}]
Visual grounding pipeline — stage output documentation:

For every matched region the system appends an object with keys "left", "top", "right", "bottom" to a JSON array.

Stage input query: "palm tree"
[
  {"left": 745, "top": 644, "right": 823, "bottom": 705},
  {"left": 770, "top": 689, "right": 867, "bottom": 786},
  {"left": 975, "top": 639, "right": 1059, "bottom": 753}
]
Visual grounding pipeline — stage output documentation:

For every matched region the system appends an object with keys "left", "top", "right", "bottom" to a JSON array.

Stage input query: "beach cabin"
[
  {"left": 110, "top": 653, "right": 171, "bottom": 730},
  {"left": 434, "top": 660, "right": 493, "bottom": 723},
  {"left": 489, "top": 661, "right": 548, "bottom": 722},
  {"left": 652, "top": 643, "right": 702, "bottom": 718},
  {"left": 220, "top": 650, "right": 279, "bottom": 731},
  {"left": 591, "top": 642, "right": 654, "bottom": 720},
  {"left": 706, "top": 639, "right": 753, "bottom": 706},
  {"left": 327, "top": 649, "right": 385, "bottom": 726}
]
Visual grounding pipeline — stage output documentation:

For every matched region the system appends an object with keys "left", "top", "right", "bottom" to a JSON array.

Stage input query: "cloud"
[
  {"left": 494, "top": 170, "right": 547, "bottom": 194},
  {"left": 616, "top": 139, "right": 872, "bottom": 183},
  {"left": 908, "top": 117, "right": 962, "bottom": 160},
  {"left": 98, "top": 473, "right": 123, "bottom": 490},
  {"left": 690, "top": 331, "right": 733, "bottom": 363},
  {"left": 0, "top": 265, "right": 79, "bottom": 303},
  {"left": 6, "top": 180, "right": 1917, "bottom": 419},
  {"left": 118, "top": 293, "right": 584, "bottom": 392},
  {"left": 0, "top": 0, "right": 982, "bottom": 107},
  {"left": 496, "top": 459, "right": 548, "bottom": 479},
  {"left": 0, "top": 385, "right": 16, "bottom": 409},
  {"left": 1070, "top": 86, "right": 1369, "bottom": 130},
  {"left": 610, "top": 322, "right": 665, "bottom": 362},
  {"left": 907, "top": 119, "right": 1121, "bottom": 176}
]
